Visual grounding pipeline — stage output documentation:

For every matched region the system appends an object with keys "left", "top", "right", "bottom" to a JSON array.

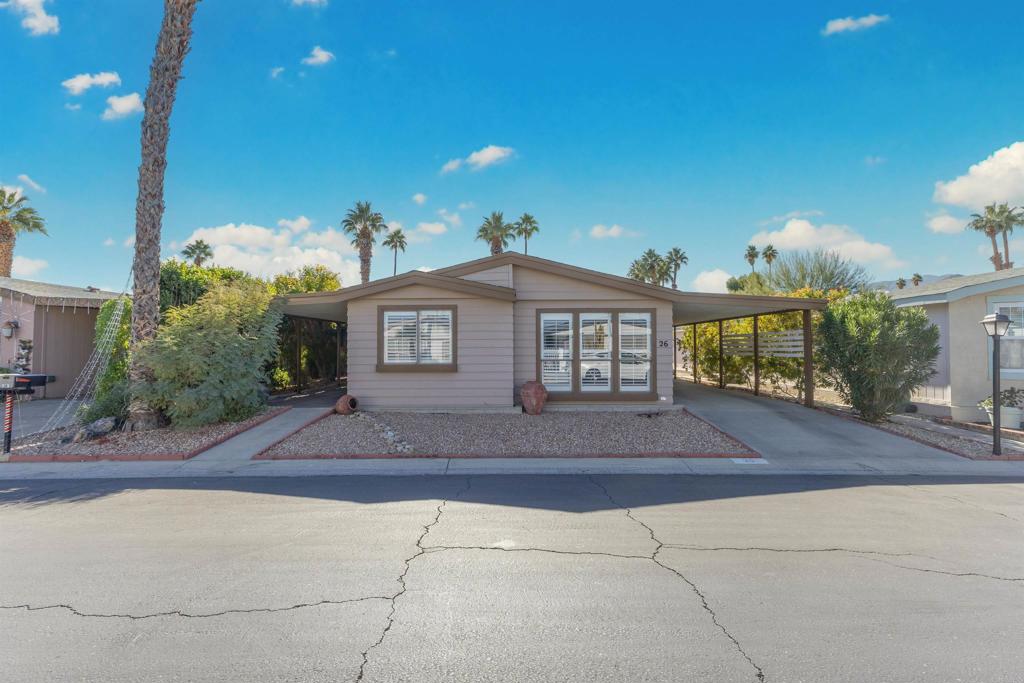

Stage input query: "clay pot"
[
  {"left": 335, "top": 394, "right": 359, "bottom": 415},
  {"left": 520, "top": 381, "right": 548, "bottom": 416}
]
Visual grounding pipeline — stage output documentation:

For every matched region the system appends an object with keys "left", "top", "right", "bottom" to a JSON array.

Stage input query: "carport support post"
[
  {"left": 692, "top": 323, "right": 698, "bottom": 384},
  {"left": 802, "top": 309, "right": 814, "bottom": 408},
  {"left": 753, "top": 315, "right": 760, "bottom": 396},
  {"left": 718, "top": 320, "right": 725, "bottom": 389}
]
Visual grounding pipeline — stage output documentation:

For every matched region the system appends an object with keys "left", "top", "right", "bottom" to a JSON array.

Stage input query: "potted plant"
[{"left": 978, "top": 387, "right": 1024, "bottom": 429}]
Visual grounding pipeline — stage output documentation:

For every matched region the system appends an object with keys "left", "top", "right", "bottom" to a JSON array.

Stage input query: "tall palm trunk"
[
  {"left": 671, "top": 268, "right": 678, "bottom": 290},
  {"left": 523, "top": 236, "right": 528, "bottom": 255},
  {"left": 1003, "top": 231, "right": 1013, "bottom": 269},
  {"left": 126, "top": 0, "right": 199, "bottom": 431},
  {"left": 359, "top": 239, "right": 372, "bottom": 284},
  {"left": 0, "top": 223, "right": 14, "bottom": 278},
  {"left": 490, "top": 237, "right": 502, "bottom": 256},
  {"left": 990, "top": 232, "right": 1003, "bottom": 271},
  {"left": 392, "top": 248, "right": 397, "bottom": 276}
]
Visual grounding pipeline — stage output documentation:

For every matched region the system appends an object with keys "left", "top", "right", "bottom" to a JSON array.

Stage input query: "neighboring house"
[
  {"left": 0, "top": 278, "right": 120, "bottom": 399},
  {"left": 892, "top": 267, "right": 1024, "bottom": 422},
  {"left": 283, "top": 253, "right": 824, "bottom": 410}
]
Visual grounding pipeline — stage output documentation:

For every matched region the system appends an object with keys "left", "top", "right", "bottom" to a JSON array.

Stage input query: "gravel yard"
[
  {"left": 262, "top": 409, "right": 754, "bottom": 458},
  {"left": 874, "top": 418, "right": 1024, "bottom": 460},
  {"left": 9, "top": 407, "right": 286, "bottom": 461}
]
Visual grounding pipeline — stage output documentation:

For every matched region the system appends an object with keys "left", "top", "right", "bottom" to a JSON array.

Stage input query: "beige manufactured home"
[{"left": 283, "top": 253, "right": 824, "bottom": 410}]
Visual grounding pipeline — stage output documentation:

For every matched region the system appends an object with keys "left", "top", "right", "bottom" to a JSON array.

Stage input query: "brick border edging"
[
  {"left": 6, "top": 406, "right": 292, "bottom": 463},
  {"left": 814, "top": 404, "right": 1024, "bottom": 462},
  {"left": 253, "top": 407, "right": 760, "bottom": 460}
]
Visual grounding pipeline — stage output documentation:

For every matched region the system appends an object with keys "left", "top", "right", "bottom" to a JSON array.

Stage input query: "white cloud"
[
  {"left": 405, "top": 221, "right": 447, "bottom": 244},
  {"left": 822, "top": 14, "right": 890, "bottom": 36},
  {"left": 589, "top": 223, "right": 636, "bottom": 239},
  {"left": 64, "top": 103, "right": 81, "bottom": 111},
  {"left": 466, "top": 145, "right": 515, "bottom": 170},
  {"left": 437, "top": 208, "right": 461, "bottom": 228},
  {"left": 1, "top": 0, "right": 59, "bottom": 36},
  {"left": 101, "top": 92, "right": 143, "bottom": 120},
  {"left": 123, "top": 235, "right": 135, "bottom": 248},
  {"left": 933, "top": 141, "right": 1024, "bottom": 210},
  {"left": 103, "top": 237, "right": 115, "bottom": 247},
  {"left": 270, "top": 66, "right": 285, "bottom": 79},
  {"left": 926, "top": 212, "right": 966, "bottom": 235},
  {"left": 415, "top": 265, "right": 434, "bottom": 272},
  {"left": 458, "top": 201, "right": 474, "bottom": 210},
  {"left": 12, "top": 255, "right": 48, "bottom": 277},
  {"left": 179, "top": 220, "right": 360, "bottom": 283},
  {"left": 61, "top": 71, "right": 121, "bottom": 95},
  {"left": 301, "top": 45, "right": 335, "bottom": 66},
  {"left": 759, "top": 209, "right": 823, "bottom": 226},
  {"left": 440, "top": 144, "right": 515, "bottom": 174},
  {"left": 291, "top": 0, "right": 327, "bottom": 5},
  {"left": 864, "top": 155, "right": 886, "bottom": 166},
  {"left": 412, "top": 192, "right": 427, "bottom": 205},
  {"left": 277, "top": 215, "right": 312, "bottom": 233},
  {"left": 16, "top": 174, "right": 44, "bottom": 193},
  {"left": 691, "top": 269, "right": 732, "bottom": 293},
  {"left": 386, "top": 220, "right": 403, "bottom": 233},
  {"left": 750, "top": 218, "right": 903, "bottom": 267},
  {"left": 440, "top": 158, "right": 463, "bottom": 174}
]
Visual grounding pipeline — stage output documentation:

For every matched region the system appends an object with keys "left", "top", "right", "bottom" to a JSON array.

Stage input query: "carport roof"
[{"left": 280, "top": 252, "right": 825, "bottom": 324}]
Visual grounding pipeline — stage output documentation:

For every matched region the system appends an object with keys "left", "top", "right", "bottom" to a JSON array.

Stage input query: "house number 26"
[{"left": 657, "top": 340, "right": 671, "bottom": 348}]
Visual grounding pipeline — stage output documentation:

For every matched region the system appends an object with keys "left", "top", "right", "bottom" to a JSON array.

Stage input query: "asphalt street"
[{"left": 2, "top": 474, "right": 1022, "bottom": 682}]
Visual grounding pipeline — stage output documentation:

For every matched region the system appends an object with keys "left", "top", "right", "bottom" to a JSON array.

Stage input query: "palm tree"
[
  {"left": 382, "top": 228, "right": 407, "bottom": 276},
  {"left": 342, "top": 201, "right": 386, "bottom": 284},
  {"left": 513, "top": 213, "right": 539, "bottom": 255},
  {"left": 126, "top": 0, "right": 200, "bottom": 432},
  {"left": 911, "top": 272, "right": 923, "bottom": 287},
  {"left": 968, "top": 205, "right": 1004, "bottom": 271},
  {"left": 0, "top": 189, "right": 47, "bottom": 278},
  {"left": 895, "top": 277, "right": 907, "bottom": 290},
  {"left": 664, "top": 247, "right": 688, "bottom": 289},
  {"left": 991, "top": 203, "right": 1024, "bottom": 269},
  {"left": 181, "top": 239, "right": 212, "bottom": 266},
  {"left": 627, "top": 260, "right": 645, "bottom": 282},
  {"left": 639, "top": 249, "right": 670, "bottom": 286},
  {"left": 745, "top": 244, "right": 760, "bottom": 273},
  {"left": 761, "top": 244, "right": 779, "bottom": 280},
  {"left": 476, "top": 211, "right": 516, "bottom": 255}
]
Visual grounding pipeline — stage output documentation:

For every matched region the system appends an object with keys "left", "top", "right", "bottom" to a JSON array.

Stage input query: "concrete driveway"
[
  {"left": 2, "top": 474, "right": 1022, "bottom": 682},
  {"left": 675, "top": 381, "right": 966, "bottom": 471}
]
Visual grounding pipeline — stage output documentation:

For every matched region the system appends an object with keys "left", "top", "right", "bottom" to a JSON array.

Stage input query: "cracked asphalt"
[{"left": 2, "top": 475, "right": 1023, "bottom": 682}]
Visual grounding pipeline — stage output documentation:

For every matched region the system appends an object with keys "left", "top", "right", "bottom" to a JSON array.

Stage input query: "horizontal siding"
[
  {"left": 513, "top": 296, "right": 674, "bottom": 404},
  {"left": 348, "top": 285, "right": 514, "bottom": 408},
  {"left": 459, "top": 264, "right": 513, "bottom": 288},
  {"left": 511, "top": 265, "right": 654, "bottom": 301}
]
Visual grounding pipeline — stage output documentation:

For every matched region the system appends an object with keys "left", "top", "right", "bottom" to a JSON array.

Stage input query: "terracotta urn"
[
  {"left": 335, "top": 394, "right": 359, "bottom": 415},
  {"left": 520, "top": 381, "right": 548, "bottom": 416}
]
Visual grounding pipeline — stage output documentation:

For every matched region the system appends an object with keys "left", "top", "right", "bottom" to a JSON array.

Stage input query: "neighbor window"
[
  {"left": 540, "top": 312, "right": 573, "bottom": 391},
  {"left": 379, "top": 307, "right": 455, "bottom": 370},
  {"left": 994, "top": 302, "right": 1024, "bottom": 371}
]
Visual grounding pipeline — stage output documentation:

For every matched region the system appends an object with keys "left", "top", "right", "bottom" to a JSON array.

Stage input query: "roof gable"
[
  {"left": 892, "top": 268, "right": 1024, "bottom": 305},
  {"left": 282, "top": 270, "right": 516, "bottom": 306}
]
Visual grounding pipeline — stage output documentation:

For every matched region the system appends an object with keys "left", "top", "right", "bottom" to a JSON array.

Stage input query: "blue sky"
[{"left": 3, "top": 1, "right": 1024, "bottom": 292}]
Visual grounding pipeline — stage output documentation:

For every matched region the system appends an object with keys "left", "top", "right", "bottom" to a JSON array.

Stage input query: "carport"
[{"left": 669, "top": 295, "right": 826, "bottom": 407}]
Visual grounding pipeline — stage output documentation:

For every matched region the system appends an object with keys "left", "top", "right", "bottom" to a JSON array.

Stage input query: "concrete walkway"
[{"left": 4, "top": 383, "right": 1024, "bottom": 479}]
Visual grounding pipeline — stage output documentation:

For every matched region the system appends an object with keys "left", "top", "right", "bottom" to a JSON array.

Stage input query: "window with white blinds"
[
  {"left": 579, "top": 313, "right": 611, "bottom": 392},
  {"left": 619, "top": 312, "right": 651, "bottom": 391},
  {"left": 382, "top": 309, "right": 453, "bottom": 366},
  {"left": 540, "top": 313, "right": 572, "bottom": 391}
]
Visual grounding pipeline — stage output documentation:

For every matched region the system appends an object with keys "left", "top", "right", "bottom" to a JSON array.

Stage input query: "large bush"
[
  {"left": 817, "top": 291, "right": 940, "bottom": 422},
  {"left": 136, "top": 282, "right": 284, "bottom": 427},
  {"left": 159, "top": 259, "right": 261, "bottom": 312},
  {"left": 80, "top": 297, "right": 132, "bottom": 423}
]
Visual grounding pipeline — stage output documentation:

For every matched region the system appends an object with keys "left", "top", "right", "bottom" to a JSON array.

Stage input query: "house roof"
[
  {"left": 280, "top": 252, "right": 826, "bottom": 324},
  {"left": 891, "top": 267, "right": 1024, "bottom": 306},
  {"left": 0, "top": 277, "right": 121, "bottom": 308}
]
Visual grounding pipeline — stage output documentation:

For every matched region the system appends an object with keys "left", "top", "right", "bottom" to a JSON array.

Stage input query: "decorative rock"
[
  {"left": 72, "top": 416, "right": 118, "bottom": 442},
  {"left": 520, "top": 381, "right": 548, "bottom": 416},
  {"left": 335, "top": 394, "right": 359, "bottom": 415}
]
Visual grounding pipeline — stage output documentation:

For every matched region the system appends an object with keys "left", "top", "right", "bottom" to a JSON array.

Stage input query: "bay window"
[{"left": 378, "top": 307, "right": 455, "bottom": 371}]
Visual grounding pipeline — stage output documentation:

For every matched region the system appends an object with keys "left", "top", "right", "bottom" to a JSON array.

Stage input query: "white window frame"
[
  {"left": 540, "top": 312, "right": 574, "bottom": 392},
  {"left": 378, "top": 307, "right": 456, "bottom": 371},
  {"left": 579, "top": 312, "right": 612, "bottom": 392},
  {"left": 991, "top": 300, "right": 1024, "bottom": 379},
  {"left": 618, "top": 312, "right": 652, "bottom": 392}
]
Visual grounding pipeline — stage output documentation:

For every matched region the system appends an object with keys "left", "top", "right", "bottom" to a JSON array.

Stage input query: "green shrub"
[
  {"left": 159, "top": 259, "right": 264, "bottom": 312},
  {"left": 80, "top": 297, "right": 132, "bottom": 423},
  {"left": 136, "top": 282, "right": 284, "bottom": 427},
  {"left": 817, "top": 291, "right": 940, "bottom": 422},
  {"left": 271, "top": 367, "right": 292, "bottom": 391}
]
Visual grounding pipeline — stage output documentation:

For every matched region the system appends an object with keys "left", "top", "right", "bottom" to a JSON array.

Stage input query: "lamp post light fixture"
[{"left": 981, "top": 312, "right": 1012, "bottom": 455}]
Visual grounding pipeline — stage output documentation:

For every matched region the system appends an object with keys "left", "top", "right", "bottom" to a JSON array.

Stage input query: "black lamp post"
[{"left": 981, "top": 312, "right": 1012, "bottom": 455}]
